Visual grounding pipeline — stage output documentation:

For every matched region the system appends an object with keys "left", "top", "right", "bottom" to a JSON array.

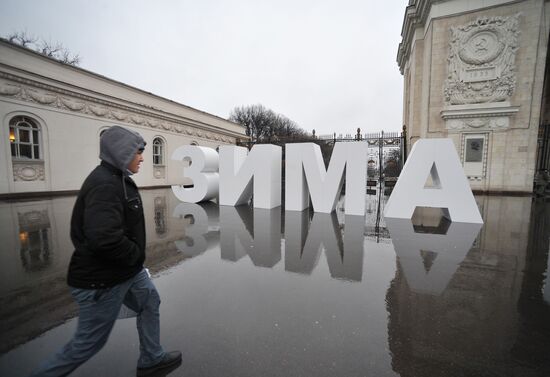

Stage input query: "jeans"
[{"left": 29, "top": 269, "right": 165, "bottom": 377}]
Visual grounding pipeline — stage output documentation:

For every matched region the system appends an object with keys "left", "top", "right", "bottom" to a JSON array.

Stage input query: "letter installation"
[
  {"left": 384, "top": 138, "right": 483, "bottom": 224},
  {"left": 219, "top": 144, "right": 282, "bottom": 209},
  {"left": 171, "top": 139, "right": 481, "bottom": 221},
  {"left": 171, "top": 146, "right": 219, "bottom": 203},
  {"left": 385, "top": 217, "right": 482, "bottom": 295},
  {"left": 285, "top": 142, "right": 367, "bottom": 216}
]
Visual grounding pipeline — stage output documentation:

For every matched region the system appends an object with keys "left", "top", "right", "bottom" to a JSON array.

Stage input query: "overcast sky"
[{"left": 0, "top": 0, "right": 408, "bottom": 136}]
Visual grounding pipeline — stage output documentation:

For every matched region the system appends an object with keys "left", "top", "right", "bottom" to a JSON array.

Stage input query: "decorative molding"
[
  {"left": 26, "top": 89, "right": 57, "bottom": 105},
  {"left": 0, "top": 73, "right": 239, "bottom": 143},
  {"left": 397, "top": 0, "right": 432, "bottom": 73},
  {"left": 446, "top": 117, "right": 508, "bottom": 130},
  {"left": 0, "top": 83, "right": 21, "bottom": 96},
  {"left": 444, "top": 14, "right": 520, "bottom": 105},
  {"left": 12, "top": 160, "right": 45, "bottom": 181},
  {"left": 60, "top": 97, "right": 86, "bottom": 111},
  {"left": 441, "top": 102, "right": 519, "bottom": 131},
  {"left": 153, "top": 165, "right": 166, "bottom": 179}
]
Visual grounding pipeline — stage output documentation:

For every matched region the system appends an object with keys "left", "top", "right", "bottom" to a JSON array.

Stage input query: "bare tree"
[
  {"left": 4, "top": 31, "right": 81, "bottom": 66},
  {"left": 7, "top": 30, "right": 37, "bottom": 47},
  {"left": 229, "top": 104, "right": 307, "bottom": 142},
  {"left": 383, "top": 148, "right": 402, "bottom": 177}
]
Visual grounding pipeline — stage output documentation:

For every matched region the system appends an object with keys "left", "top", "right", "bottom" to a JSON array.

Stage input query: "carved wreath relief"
[{"left": 444, "top": 14, "right": 520, "bottom": 105}]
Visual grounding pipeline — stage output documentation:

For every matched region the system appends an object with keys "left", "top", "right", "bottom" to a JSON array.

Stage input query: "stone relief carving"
[
  {"left": 130, "top": 115, "right": 144, "bottom": 124},
  {"left": 0, "top": 82, "right": 21, "bottom": 96},
  {"left": 444, "top": 14, "right": 520, "bottom": 105},
  {"left": 446, "top": 117, "right": 508, "bottom": 131},
  {"left": 88, "top": 105, "right": 109, "bottom": 117},
  {"left": 60, "top": 97, "right": 86, "bottom": 111},
  {"left": 146, "top": 119, "right": 159, "bottom": 128},
  {"left": 13, "top": 161, "right": 45, "bottom": 181},
  {"left": 112, "top": 111, "right": 128, "bottom": 121},
  {"left": 0, "top": 74, "right": 239, "bottom": 143},
  {"left": 154, "top": 166, "right": 166, "bottom": 179},
  {"left": 27, "top": 89, "right": 57, "bottom": 104}
]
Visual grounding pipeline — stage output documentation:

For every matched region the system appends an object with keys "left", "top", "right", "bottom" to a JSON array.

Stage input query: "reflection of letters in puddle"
[
  {"left": 285, "top": 211, "right": 364, "bottom": 282},
  {"left": 386, "top": 218, "right": 482, "bottom": 295},
  {"left": 219, "top": 206, "right": 281, "bottom": 268},
  {"left": 173, "top": 203, "right": 365, "bottom": 281},
  {"left": 173, "top": 202, "right": 219, "bottom": 257}
]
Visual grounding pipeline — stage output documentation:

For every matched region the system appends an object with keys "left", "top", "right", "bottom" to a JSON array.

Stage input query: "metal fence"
[
  {"left": 535, "top": 123, "right": 550, "bottom": 195},
  {"left": 236, "top": 129, "right": 406, "bottom": 194}
]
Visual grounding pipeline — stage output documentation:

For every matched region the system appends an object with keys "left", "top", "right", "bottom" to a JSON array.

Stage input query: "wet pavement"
[{"left": 0, "top": 188, "right": 549, "bottom": 376}]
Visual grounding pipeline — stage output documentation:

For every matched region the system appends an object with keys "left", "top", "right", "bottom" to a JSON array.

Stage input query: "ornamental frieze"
[
  {"left": 60, "top": 97, "right": 86, "bottom": 111},
  {"left": 88, "top": 104, "right": 109, "bottom": 117},
  {"left": 0, "top": 76, "right": 238, "bottom": 143},
  {"left": 446, "top": 117, "right": 508, "bottom": 130},
  {"left": 27, "top": 89, "right": 57, "bottom": 105},
  {"left": 0, "top": 83, "right": 21, "bottom": 96},
  {"left": 444, "top": 14, "right": 520, "bottom": 105}
]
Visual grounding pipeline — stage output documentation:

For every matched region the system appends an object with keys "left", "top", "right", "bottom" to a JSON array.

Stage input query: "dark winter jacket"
[{"left": 67, "top": 126, "right": 147, "bottom": 289}]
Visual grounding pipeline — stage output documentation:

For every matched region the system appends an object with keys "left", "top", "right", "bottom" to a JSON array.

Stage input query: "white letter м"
[{"left": 285, "top": 142, "right": 367, "bottom": 216}]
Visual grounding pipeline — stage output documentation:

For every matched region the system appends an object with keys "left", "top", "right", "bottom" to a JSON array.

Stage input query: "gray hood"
[{"left": 99, "top": 126, "right": 146, "bottom": 174}]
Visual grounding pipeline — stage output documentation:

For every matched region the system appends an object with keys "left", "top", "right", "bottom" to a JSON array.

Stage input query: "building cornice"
[
  {"left": 396, "top": 0, "right": 522, "bottom": 74},
  {"left": 397, "top": 0, "right": 434, "bottom": 74},
  {"left": 0, "top": 70, "right": 246, "bottom": 143},
  {"left": 0, "top": 38, "right": 244, "bottom": 131}
]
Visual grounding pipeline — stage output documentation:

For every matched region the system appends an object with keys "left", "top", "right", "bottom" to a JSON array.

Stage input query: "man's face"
[{"left": 128, "top": 150, "right": 144, "bottom": 174}]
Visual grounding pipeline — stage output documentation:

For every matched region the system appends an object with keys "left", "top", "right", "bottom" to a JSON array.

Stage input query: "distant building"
[
  {"left": 398, "top": 0, "right": 549, "bottom": 193},
  {"left": 0, "top": 40, "right": 246, "bottom": 196}
]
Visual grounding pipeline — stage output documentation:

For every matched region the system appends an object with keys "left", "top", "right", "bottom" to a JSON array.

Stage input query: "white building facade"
[{"left": 0, "top": 40, "right": 246, "bottom": 196}]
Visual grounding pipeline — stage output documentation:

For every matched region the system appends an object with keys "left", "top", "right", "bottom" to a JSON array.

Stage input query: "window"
[
  {"left": 465, "top": 138, "right": 484, "bottom": 162},
  {"left": 462, "top": 133, "right": 488, "bottom": 179},
  {"left": 153, "top": 137, "right": 164, "bottom": 165},
  {"left": 9, "top": 116, "right": 41, "bottom": 159}
]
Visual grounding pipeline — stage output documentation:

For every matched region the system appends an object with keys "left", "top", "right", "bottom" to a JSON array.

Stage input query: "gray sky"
[{"left": 0, "top": 0, "right": 407, "bottom": 136}]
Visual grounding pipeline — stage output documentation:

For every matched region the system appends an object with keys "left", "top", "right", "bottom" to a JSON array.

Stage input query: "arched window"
[
  {"left": 9, "top": 116, "right": 41, "bottom": 159},
  {"left": 153, "top": 137, "right": 164, "bottom": 165}
]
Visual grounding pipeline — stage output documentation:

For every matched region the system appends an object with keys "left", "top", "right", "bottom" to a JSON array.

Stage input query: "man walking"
[{"left": 30, "top": 126, "right": 181, "bottom": 377}]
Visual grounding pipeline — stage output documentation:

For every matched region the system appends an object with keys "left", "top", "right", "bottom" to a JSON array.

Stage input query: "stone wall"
[{"left": 399, "top": 0, "right": 548, "bottom": 193}]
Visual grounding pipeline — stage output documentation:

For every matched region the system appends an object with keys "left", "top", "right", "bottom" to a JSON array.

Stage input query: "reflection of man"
[{"left": 30, "top": 126, "right": 181, "bottom": 377}]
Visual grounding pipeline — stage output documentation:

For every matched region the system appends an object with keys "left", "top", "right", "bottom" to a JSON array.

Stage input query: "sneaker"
[{"left": 136, "top": 351, "right": 182, "bottom": 377}]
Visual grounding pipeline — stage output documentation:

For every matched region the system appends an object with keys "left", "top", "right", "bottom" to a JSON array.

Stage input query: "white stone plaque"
[{"left": 463, "top": 67, "right": 497, "bottom": 82}]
